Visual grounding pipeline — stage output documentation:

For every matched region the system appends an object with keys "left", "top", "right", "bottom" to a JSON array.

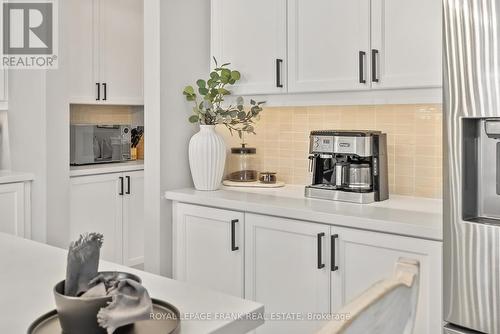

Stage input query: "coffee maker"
[{"left": 305, "top": 130, "right": 389, "bottom": 204}]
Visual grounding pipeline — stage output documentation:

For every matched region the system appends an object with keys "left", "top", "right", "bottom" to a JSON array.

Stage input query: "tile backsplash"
[
  {"left": 70, "top": 104, "right": 144, "bottom": 126},
  {"left": 218, "top": 104, "right": 443, "bottom": 199}
]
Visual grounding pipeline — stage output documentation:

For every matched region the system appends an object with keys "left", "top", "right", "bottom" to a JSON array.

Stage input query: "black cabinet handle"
[
  {"left": 119, "top": 177, "right": 124, "bottom": 196},
  {"left": 96, "top": 83, "right": 100, "bottom": 101},
  {"left": 126, "top": 176, "right": 131, "bottom": 194},
  {"left": 331, "top": 234, "right": 339, "bottom": 271},
  {"left": 359, "top": 51, "right": 366, "bottom": 84},
  {"left": 317, "top": 232, "right": 325, "bottom": 269},
  {"left": 372, "top": 49, "right": 379, "bottom": 83},
  {"left": 102, "top": 83, "right": 107, "bottom": 100},
  {"left": 276, "top": 59, "right": 283, "bottom": 88},
  {"left": 231, "top": 219, "right": 239, "bottom": 251}
]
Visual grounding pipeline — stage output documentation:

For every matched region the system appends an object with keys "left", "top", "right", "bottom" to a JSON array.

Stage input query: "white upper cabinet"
[
  {"left": 211, "top": 0, "right": 287, "bottom": 95},
  {"left": 68, "top": 0, "right": 144, "bottom": 104},
  {"left": 100, "top": 0, "right": 144, "bottom": 104},
  {"left": 211, "top": 0, "right": 441, "bottom": 96},
  {"left": 288, "top": 0, "right": 371, "bottom": 93},
  {"left": 67, "top": 0, "right": 98, "bottom": 103},
  {"left": 370, "top": 0, "right": 442, "bottom": 89}
]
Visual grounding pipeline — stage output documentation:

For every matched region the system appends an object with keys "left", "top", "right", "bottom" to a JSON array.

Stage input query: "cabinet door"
[
  {"left": 70, "top": 173, "right": 123, "bottom": 263},
  {"left": 122, "top": 170, "right": 144, "bottom": 267},
  {"left": 0, "top": 70, "right": 8, "bottom": 109},
  {"left": 211, "top": 0, "right": 287, "bottom": 95},
  {"left": 371, "top": 0, "right": 442, "bottom": 89},
  {"left": 174, "top": 203, "right": 244, "bottom": 297},
  {"left": 0, "top": 183, "right": 25, "bottom": 237},
  {"left": 99, "top": 0, "right": 144, "bottom": 104},
  {"left": 67, "top": 0, "right": 99, "bottom": 103},
  {"left": 288, "top": 0, "right": 371, "bottom": 93},
  {"left": 245, "top": 214, "right": 330, "bottom": 334},
  {"left": 331, "top": 226, "right": 442, "bottom": 334}
]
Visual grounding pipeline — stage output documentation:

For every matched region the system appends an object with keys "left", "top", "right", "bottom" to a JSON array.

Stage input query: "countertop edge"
[
  {"left": 70, "top": 162, "right": 144, "bottom": 177},
  {"left": 164, "top": 190, "right": 443, "bottom": 242},
  {"left": 0, "top": 171, "right": 35, "bottom": 184}
]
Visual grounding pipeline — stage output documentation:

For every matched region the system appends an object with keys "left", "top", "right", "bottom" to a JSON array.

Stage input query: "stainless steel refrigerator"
[{"left": 444, "top": 0, "right": 500, "bottom": 333}]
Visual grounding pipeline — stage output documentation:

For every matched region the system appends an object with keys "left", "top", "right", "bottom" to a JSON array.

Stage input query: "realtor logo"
[{"left": 1, "top": 0, "right": 58, "bottom": 68}]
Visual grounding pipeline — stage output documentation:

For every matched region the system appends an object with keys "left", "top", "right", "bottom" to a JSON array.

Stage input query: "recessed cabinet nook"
[
  {"left": 211, "top": 0, "right": 441, "bottom": 96},
  {"left": 67, "top": 0, "right": 145, "bottom": 269}
]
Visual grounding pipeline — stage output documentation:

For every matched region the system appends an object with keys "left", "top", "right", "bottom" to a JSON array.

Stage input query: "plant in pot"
[{"left": 183, "top": 59, "right": 265, "bottom": 191}]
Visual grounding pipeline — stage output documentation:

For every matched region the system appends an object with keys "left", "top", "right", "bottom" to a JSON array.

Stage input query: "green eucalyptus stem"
[{"left": 182, "top": 57, "right": 265, "bottom": 137}]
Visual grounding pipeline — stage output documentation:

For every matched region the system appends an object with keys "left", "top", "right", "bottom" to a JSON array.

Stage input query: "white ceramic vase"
[{"left": 188, "top": 125, "right": 226, "bottom": 191}]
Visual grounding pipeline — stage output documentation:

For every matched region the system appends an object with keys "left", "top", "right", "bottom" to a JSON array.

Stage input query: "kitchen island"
[{"left": 0, "top": 233, "right": 264, "bottom": 334}]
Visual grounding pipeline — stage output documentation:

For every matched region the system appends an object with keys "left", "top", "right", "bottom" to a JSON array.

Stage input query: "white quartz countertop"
[
  {"left": 70, "top": 160, "right": 144, "bottom": 177},
  {"left": 1, "top": 233, "right": 264, "bottom": 334},
  {"left": 0, "top": 170, "right": 34, "bottom": 184},
  {"left": 165, "top": 185, "right": 443, "bottom": 241}
]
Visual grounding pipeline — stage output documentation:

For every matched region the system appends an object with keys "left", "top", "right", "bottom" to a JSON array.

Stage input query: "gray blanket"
[{"left": 66, "top": 233, "right": 152, "bottom": 333}]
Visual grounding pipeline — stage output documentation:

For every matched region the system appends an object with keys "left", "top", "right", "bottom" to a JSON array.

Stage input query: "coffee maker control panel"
[
  {"left": 310, "top": 134, "right": 373, "bottom": 157},
  {"left": 312, "top": 136, "right": 335, "bottom": 153}
]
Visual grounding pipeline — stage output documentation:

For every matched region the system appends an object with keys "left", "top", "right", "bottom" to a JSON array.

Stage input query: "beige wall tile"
[
  {"left": 217, "top": 103, "right": 443, "bottom": 199},
  {"left": 70, "top": 104, "right": 144, "bottom": 126}
]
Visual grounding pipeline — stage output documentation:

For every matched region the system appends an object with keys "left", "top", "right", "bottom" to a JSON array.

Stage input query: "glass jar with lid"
[{"left": 227, "top": 144, "right": 259, "bottom": 182}]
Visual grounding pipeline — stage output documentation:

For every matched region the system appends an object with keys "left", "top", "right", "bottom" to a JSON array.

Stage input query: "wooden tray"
[
  {"left": 223, "top": 180, "right": 285, "bottom": 188},
  {"left": 28, "top": 298, "right": 180, "bottom": 334}
]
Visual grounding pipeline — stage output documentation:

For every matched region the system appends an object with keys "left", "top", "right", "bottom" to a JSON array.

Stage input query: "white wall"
[
  {"left": 159, "top": 0, "right": 210, "bottom": 276},
  {"left": 46, "top": 0, "right": 70, "bottom": 248},
  {"left": 8, "top": 70, "right": 47, "bottom": 242},
  {"left": 7, "top": 0, "right": 70, "bottom": 245},
  {"left": 144, "top": 0, "right": 209, "bottom": 276}
]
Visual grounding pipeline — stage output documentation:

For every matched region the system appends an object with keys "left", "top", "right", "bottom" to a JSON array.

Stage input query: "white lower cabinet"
[
  {"left": 172, "top": 204, "right": 442, "bottom": 333},
  {"left": 70, "top": 171, "right": 144, "bottom": 265},
  {"left": 245, "top": 213, "right": 331, "bottom": 334},
  {"left": 174, "top": 203, "right": 244, "bottom": 297},
  {"left": 122, "top": 171, "right": 145, "bottom": 266},
  {"left": 0, "top": 182, "right": 31, "bottom": 237},
  {"left": 331, "top": 226, "right": 442, "bottom": 334}
]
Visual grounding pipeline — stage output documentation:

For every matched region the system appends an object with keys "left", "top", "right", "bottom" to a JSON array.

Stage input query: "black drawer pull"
[
  {"left": 359, "top": 51, "right": 366, "bottom": 84},
  {"left": 331, "top": 234, "right": 339, "bottom": 271},
  {"left": 231, "top": 219, "right": 239, "bottom": 251},
  {"left": 372, "top": 49, "right": 379, "bottom": 83},
  {"left": 317, "top": 232, "right": 325, "bottom": 269},
  {"left": 119, "top": 177, "right": 124, "bottom": 196},
  {"left": 126, "top": 176, "right": 131, "bottom": 194},
  {"left": 96, "top": 83, "right": 100, "bottom": 101},
  {"left": 276, "top": 59, "right": 283, "bottom": 88},
  {"left": 103, "top": 83, "right": 107, "bottom": 100}
]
